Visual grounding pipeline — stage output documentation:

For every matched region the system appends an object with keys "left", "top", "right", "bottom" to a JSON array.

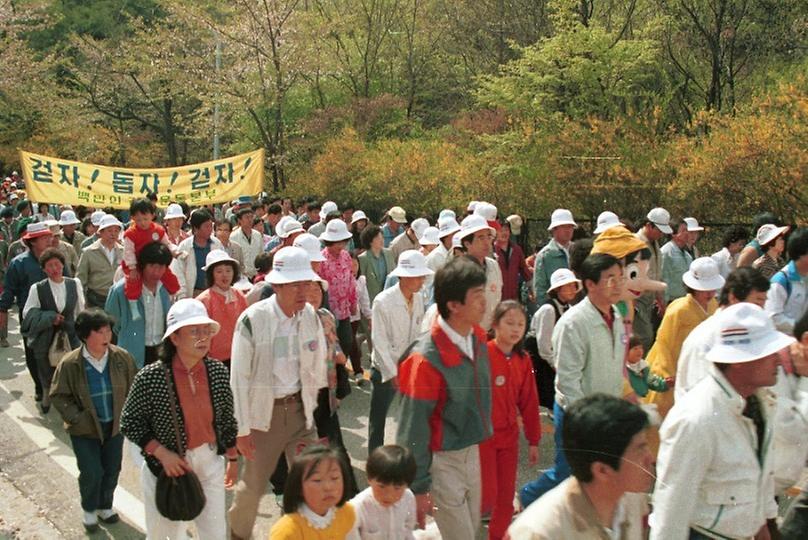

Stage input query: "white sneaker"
[
  {"left": 97, "top": 508, "right": 119, "bottom": 523},
  {"left": 83, "top": 511, "right": 98, "bottom": 532}
]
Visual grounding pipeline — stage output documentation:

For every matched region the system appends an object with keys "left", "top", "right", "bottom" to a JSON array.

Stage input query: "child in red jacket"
[{"left": 480, "top": 300, "right": 541, "bottom": 540}]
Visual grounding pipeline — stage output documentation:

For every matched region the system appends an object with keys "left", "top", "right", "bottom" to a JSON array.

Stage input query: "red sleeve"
[{"left": 516, "top": 351, "right": 541, "bottom": 445}]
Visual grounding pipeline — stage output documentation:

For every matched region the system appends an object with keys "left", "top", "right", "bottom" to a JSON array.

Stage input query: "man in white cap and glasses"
[
  {"left": 635, "top": 207, "right": 673, "bottom": 350},
  {"left": 76, "top": 215, "right": 123, "bottom": 308},
  {"left": 457, "top": 214, "right": 503, "bottom": 331},
  {"left": 533, "top": 208, "right": 576, "bottom": 302},
  {"left": 58, "top": 209, "right": 86, "bottom": 256},
  {"left": 228, "top": 246, "right": 328, "bottom": 540},
  {"left": 683, "top": 216, "right": 704, "bottom": 258},
  {"left": 650, "top": 303, "right": 793, "bottom": 540},
  {"left": 368, "top": 250, "right": 432, "bottom": 455},
  {"left": 382, "top": 205, "right": 407, "bottom": 247},
  {"left": 390, "top": 216, "right": 429, "bottom": 262}
]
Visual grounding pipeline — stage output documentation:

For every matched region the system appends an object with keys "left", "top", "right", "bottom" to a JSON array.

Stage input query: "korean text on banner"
[{"left": 18, "top": 149, "right": 265, "bottom": 209}]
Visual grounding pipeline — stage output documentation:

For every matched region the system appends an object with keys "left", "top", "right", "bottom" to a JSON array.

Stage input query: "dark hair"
[
  {"left": 568, "top": 238, "right": 594, "bottom": 279},
  {"left": 361, "top": 224, "right": 382, "bottom": 250},
  {"left": 75, "top": 308, "right": 115, "bottom": 341},
  {"left": 718, "top": 267, "right": 770, "bottom": 306},
  {"left": 349, "top": 251, "right": 360, "bottom": 278},
  {"left": 366, "top": 445, "right": 416, "bottom": 486},
  {"left": 580, "top": 253, "right": 621, "bottom": 287},
  {"left": 16, "top": 200, "right": 31, "bottom": 213},
  {"left": 205, "top": 260, "right": 240, "bottom": 288},
  {"left": 753, "top": 212, "right": 781, "bottom": 230},
  {"left": 0, "top": 207, "right": 12, "bottom": 218},
  {"left": 129, "top": 197, "right": 155, "bottom": 216},
  {"left": 794, "top": 309, "right": 808, "bottom": 341},
  {"left": 189, "top": 209, "right": 213, "bottom": 231},
  {"left": 38, "top": 202, "right": 49, "bottom": 213},
  {"left": 215, "top": 218, "right": 232, "bottom": 231},
  {"left": 491, "top": 300, "right": 527, "bottom": 353},
  {"left": 787, "top": 227, "right": 808, "bottom": 261},
  {"left": 136, "top": 242, "right": 172, "bottom": 271},
  {"left": 251, "top": 202, "right": 266, "bottom": 213},
  {"left": 668, "top": 217, "right": 685, "bottom": 235},
  {"left": 325, "top": 211, "right": 341, "bottom": 224},
  {"left": 80, "top": 217, "right": 95, "bottom": 235},
  {"left": 236, "top": 207, "right": 254, "bottom": 220},
  {"left": 721, "top": 226, "right": 749, "bottom": 249},
  {"left": 308, "top": 201, "right": 321, "bottom": 212},
  {"left": 146, "top": 192, "right": 158, "bottom": 202},
  {"left": 38, "top": 247, "right": 65, "bottom": 268},
  {"left": 628, "top": 335, "right": 643, "bottom": 350},
  {"left": 434, "top": 256, "right": 487, "bottom": 320},
  {"left": 563, "top": 394, "right": 649, "bottom": 483},
  {"left": 761, "top": 231, "right": 785, "bottom": 252},
  {"left": 283, "top": 445, "right": 351, "bottom": 514},
  {"left": 254, "top": 252, "right": 273, "bottom": 274},
  {"left": 253, "top": 216, "right": 264, "bottom": 226},
  {"left": 267, "top": 203, "right": 282, "bottom": 216}
]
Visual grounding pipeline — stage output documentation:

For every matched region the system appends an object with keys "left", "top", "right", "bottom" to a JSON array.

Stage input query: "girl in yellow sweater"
[{"left": 270, "top": 445, "right": 359, "bottom": 540}]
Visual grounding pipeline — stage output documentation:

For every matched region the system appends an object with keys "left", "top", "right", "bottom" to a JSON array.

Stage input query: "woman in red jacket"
[{"left": 480, "top": 300, "right": 541, "bottom": 540}]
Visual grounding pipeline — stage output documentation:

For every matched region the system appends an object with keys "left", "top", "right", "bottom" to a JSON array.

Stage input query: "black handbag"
[{"left": 155, "top": 364, "right": 206, "bottom": 521}]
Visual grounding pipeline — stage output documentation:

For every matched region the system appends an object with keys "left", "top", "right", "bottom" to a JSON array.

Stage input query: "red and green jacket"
[{"left": 395, "top": 321, "right": 493, "bottom": 494}]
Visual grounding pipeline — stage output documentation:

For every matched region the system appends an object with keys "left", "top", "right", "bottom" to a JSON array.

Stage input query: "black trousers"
[{"left": 23, "top": 341, "right": 42, "bottom": 398}]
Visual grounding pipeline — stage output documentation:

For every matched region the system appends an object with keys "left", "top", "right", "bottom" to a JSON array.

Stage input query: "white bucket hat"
[
  {"left": 233, "top": 276, "right": 253, "bottom": 291},
  {"left": 419, "top": 226, "right": 440, "bottom": 246},
  {"left": 319, "top": 219, "right": 353, "bottom": 243},
  {"left": 506, "top": 214, "right": 523, "bottom": 235},
  {"left": 594, "top": 211, "right": 620, "bottom": 234},
  {"left": 410, "top": 218, "right": 430, "bottom": 240},
  {"left": 202, "top": 249, "right": 238, "bottom": 271},
  {"left": 391, "top": 250, "right": 435, "bottom": 278},
  {"left": 164, "top": 203, "right": 186, "bottom": 221},
  {"left": 163, "top": 298, "right": 221, "bottom": 340},
  {"left": 276, "top": 216, "right": 304, "bottom": 239},
  {"left": 58, "top": 210, "right": 81, "bottom": 226},
  {"left": 466, "top": 201, "right": 479, "bottom": 213},
  {"left": 351, "top": 210, "right": 369, "bottom": 225},
  {"left": 548, "top": 268, "right": 582, "bottom": 293},
  {"left": 457, "top": 214, "right": 494, "bottom": 241},
  {"left": 756, "top": 224, "right": 789, "bottom": 246},
  {"left": 90, "top": 210, "right": 106, "bottom": 227},
  {"left": 388, "top": 206, "right": 407, "bottom": 224},
  {"left": 473, "top": 202, "right": 498, "bottom": 222},
  {"left": 267, "top": 246, "right": 321, "bottom": 284},
  {"left": 97, "top": 215, "right": 123, "bottom": 232},
  {"left": 682, "top": 257, "right": 725, "bottom": 291},
  {"left": 646, "top": 207, "right": 673, "bottom": 234},
  {"left": 706, "top": 303, "right": 795, "bottom": 363},
  {"left": 548, "top": 209, "right": 577, "bottom": 230},
  {"left": 451, "top": 234, "right": 463, "bottom": 249},
  {"left": 437, "top": 216, "right": 461, "bottom": 239},
  {"left": 319, "top": 201, "right": 338, "bottom": 221},
  {"left": 439, "top": 209, "right": 456, "bottom": 221},
  {"left": 293, "top": 233, "right": 327, "bottom": 262},
  {"left": 684, "top": 217, "right": 704, "bottom": 232}
]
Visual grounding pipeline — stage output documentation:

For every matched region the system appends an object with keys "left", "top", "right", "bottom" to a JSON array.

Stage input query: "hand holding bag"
[
  {"left": 155, "top": 363, "right": 206, "bottom": 521},
  {"left": 48, "top": 329, "right": 72, "bottom": 367}
]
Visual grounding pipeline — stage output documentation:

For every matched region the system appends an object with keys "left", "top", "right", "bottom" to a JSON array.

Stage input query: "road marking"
[{"left": 0, "top": 381, "right": 146, "bottom": 532}]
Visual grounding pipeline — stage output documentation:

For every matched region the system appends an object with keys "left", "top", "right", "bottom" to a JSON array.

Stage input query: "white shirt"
[
  {"left": 650, "top": 369, "right": 777, "bottom": 540},
  {"left": 141, "top": 283, "right": 165, "bottom": 346},
  {"left": 437, "top": 315, "right": 473, "bottom": 358},
  {"left": 711, "top": 247, "right": 736, "bottom": 280},
  {"left": 100, "top": 243, "right": 117, "bottom": 267},
  {"left": 270, "top": 295, "right": 302, "bottom": 397},
  {"left": 230, "top": 227, "right": 264, "bottom": 278},
  {"left": 82, "top": 346, "right": 109, "bottom": 373},
  {"left": 371, "top": 284, "right": 424, "bottom": 382},
  {"left": 529, "top": 299, "right": 568, "bottom": 361},
  {"left": 481, "top": 256, "right": 503, "bottom": 331},
  {"left": 23, "top": 278, "right": 86, "bottom": 319},
  {"left": 350, "top": 487, "right": 417, "bottom": 540}
]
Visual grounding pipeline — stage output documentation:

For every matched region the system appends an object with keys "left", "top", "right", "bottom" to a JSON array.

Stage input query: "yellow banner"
[{"left": 19, "top": 149, "right": 265, "bottom": 209}]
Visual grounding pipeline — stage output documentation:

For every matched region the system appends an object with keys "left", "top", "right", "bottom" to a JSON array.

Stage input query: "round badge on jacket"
[
  {"left": 306, "top": 340, "right": 318, "bottom": 351},
  {"left": 495, "top": 375, "right": 506, "bottom": 386},
  {"left": 152, "top": 232, "right": 160, "bottom": 241}
]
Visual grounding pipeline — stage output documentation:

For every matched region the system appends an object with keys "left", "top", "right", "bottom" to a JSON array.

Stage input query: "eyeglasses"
[
  {"left": 603, "top": 275, "right": 628, "bottom": 288},
  {"left": 186, "top": 326, "right": 214, "bottom": 337}
]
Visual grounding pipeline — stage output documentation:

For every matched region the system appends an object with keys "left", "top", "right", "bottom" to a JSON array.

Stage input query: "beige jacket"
[{"left": 75, "top": 240, "right": 122, "bottom": 297}]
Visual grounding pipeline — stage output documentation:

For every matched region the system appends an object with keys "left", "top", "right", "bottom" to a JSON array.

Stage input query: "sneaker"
[
  {"left": 0, "top": 338, "right": 9, "bottom": 348},
  {"left": 83, "top": 511, "right": 99, "bottom": 532},
  {"left": 97, "top": 509, "right": 119, "bottom": 524},
  {"left": 274, "top": 493, "right": 284, "bottom": 514}
]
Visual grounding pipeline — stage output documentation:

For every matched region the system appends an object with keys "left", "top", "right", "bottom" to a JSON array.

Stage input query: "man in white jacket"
[
  {"left": 228, "top": 247, "right": 327, "bottom": 540},
  {"left": 457, "top": 214, "right": 502, "bottom": 331},
  {"left": 368, "top": 250, "right": 433, "bottom": 455},
  {"left": 170, "top": 209, "right": 223, "bottom": 299}
]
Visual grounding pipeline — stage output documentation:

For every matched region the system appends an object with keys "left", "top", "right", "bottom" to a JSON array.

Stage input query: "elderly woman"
[
  {"left": 22, "top": 247, "right": 85, "bottom": 414},
  {"left": 120, "top": 299, "right": 238, "bottom": 539},
  {"left": 50, "top": 309, "right": 137, "bottom": 532},
  {"left": 753, "top": 224, "right": 790, "bottom": 279}
]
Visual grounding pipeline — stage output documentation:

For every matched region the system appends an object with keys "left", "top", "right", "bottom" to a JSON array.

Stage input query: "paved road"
[{"left": 0, "top": 317, "right": 556, "bottom": 539}]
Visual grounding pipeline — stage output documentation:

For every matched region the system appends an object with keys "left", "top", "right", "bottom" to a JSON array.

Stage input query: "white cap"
[
  {"left": 293, "top": 233, "right": 326, "bottom": 262},
  {"left": 319, "top": 219, "right": 353, "bottom": 243},
  {"left": 473, "top": 202, "right": 498, "bottom": 222},
  {"left": 8, "top": 193, "right": 18, "bottom": 200},
  {"left": 45, "top": 219, "right": 60, "bottom": 229},
  {"left": 437, "top": 216, "right": 461, "bottom": 238},
  {"left": 388, "top": 206, "right": 407, "bottom": 224},
  {"left": 547, "top": 268, "right": 582, "bottom": 293},
  {"left": 646, "top": 207, "right": 673, "bottom": 234},
  {"left": 162, "top": 298, "right": 221, "bottom": 340},
  {"left": 319, "top": 201, "right": 338, "bottom": 221},
  {"left": 202, "top": 249, "right": 238, "bottom": 271},
  {"left": 58, "top": 210, "right": 81, "bottom": 226},
  {"left": 164, "top": 203, "right": 186, "bottom": 221},
  {"left": 97, "top": 214, "right": 123, "bottom": 232},
  {"left": 411, "top": 218, "right": 430, "bottom": 240},
  {"left": 351, "top": 210, "right": 368, "bottom": 225},
  {"left": 233, "top": 276, "right": 253, "bottom": 291},
  {"left": 548, "top": 209, "right": 577, "bottom": 230},
  {"left": 506, "top": 214, "right": 523, "bottom": 234},
  {"left": 756, "top": 224, "right": 789, "bottom": 246},
  {"left": 684, "top": 217, "right": 704, "bottom": 232},
  {"left": 419, "top": 226, "right": 440, "bottom": 246},
  {"left": 682, "top": 257, "right": 725, "bottom": 291},
  {"left": 439, "top": 209, "right": 456, "bottom": 221},
  {"left": 267, "top": 246, "right": 321, "bottom": 284},
  {"left": 90, "top": 210, "right": 106, "bottom": 226},
  {"left": 391, "top": 250, "right": 435, "bottom": 278},
  {"left": 706, "top": 303, "right": 795, "bottom": 363},
  {"left": 276, "top": 216, "right": 304, "bottom": 239},
  {"left": 451, "top": 234, "right": 463, "bottom": 249},
  {"left": 594, "top": 211, "right": 620, "bottom": 234},
  {"left": 457, "top": 214, "right": 494, "bottom": 241},
  {"left": 467, "top": 201, "right": 479, "bottom": 212}
]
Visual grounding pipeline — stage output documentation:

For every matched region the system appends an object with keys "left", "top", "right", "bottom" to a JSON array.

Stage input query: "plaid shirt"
[{"left": 84, "top": 355, "right": 114, "bottom": 423}]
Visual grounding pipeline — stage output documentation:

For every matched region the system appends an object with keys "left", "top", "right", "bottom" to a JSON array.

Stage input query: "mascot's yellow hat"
[{"left": 591, "top": 226, "right": 649, "bottom": 260}]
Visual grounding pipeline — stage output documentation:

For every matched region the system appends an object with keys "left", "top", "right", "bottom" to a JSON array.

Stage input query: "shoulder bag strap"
[{"left": 162, "top": 363, "right": 185, "bottom": 458}]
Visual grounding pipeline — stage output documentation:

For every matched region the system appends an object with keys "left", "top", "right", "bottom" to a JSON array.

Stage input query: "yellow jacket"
[{"left": 269, "top": 504, "right": 356, "bottom": 540}]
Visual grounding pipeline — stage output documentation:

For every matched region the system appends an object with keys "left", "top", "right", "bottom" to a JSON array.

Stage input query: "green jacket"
[
  {"left": 532, "top": 238, "right": 569, "bottom": 302},
  {"left": 358, "top": 248, "right": 396, "bottom": 305},
  {"left": 627, "top": 363, "right": 669, "bottom": 398}
]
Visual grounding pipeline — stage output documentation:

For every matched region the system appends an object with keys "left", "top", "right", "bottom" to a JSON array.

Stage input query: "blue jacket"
[
  {"left": 532, "top": 239, "right": 569, "bottom": 302},
  {"left": 104, "top": 280, "right": 171, "bottom": 369},
  {"left": 0, "top": 251, "right": 68, "bottom": 314}
]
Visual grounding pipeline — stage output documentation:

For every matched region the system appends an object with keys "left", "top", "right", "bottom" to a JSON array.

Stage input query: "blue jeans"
[
  {"left": 70, "top": 423, "right": 123, "bottom": 512},
  {"left": 519, "top": 401, "right": 569, "bottom": 508}
]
